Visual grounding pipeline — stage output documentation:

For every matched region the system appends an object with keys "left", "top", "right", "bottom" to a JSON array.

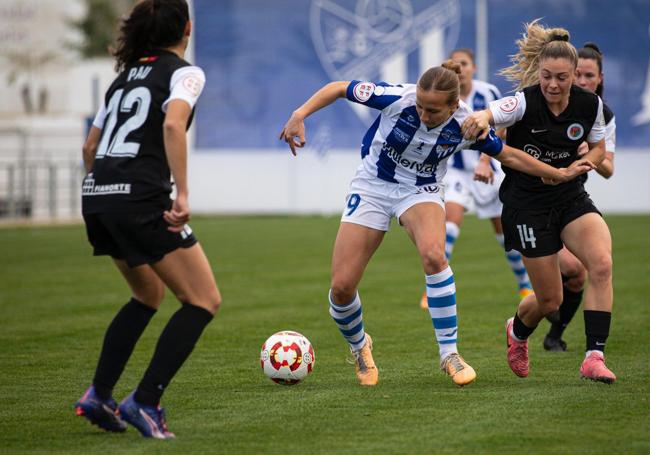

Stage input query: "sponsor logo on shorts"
[
  {"left": 415, "top": 184, "right": 440, "bottom": 194},
  {"left": 567, "top": 123, "right": 584, "bottom": 140},
  {"left": 353, "top": 82, "right": 376, "bottom": 102}
]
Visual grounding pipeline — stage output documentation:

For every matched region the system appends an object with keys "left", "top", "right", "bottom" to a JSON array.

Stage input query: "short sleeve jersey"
[
  {"left": 346, "top": 81, "right": 503, "bottom": 187},
  {"left": 603, "top": 103, "right": 616, "bottom": 153},
  {"left": 489, "top": 84, "right": 605, "bottom": 209},
  {"left": 82, "top": 50, "right": 205, "bottom": 213},
  {"left": 450, "top": 79, "right": 502, "bottom": 171}
]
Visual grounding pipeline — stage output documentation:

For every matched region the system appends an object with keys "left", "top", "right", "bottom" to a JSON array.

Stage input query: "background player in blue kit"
[
  {"left": 462, "top": 21, "right": 617, "bottom": 383},
  {"left": 280, "top": 60, "right": 592, "bottom": 387},
  {"left": 75, "top": 0, "right": 221, "bottom": 438},
  {"left": 419, "top": 48, "right": 533, "bottom": 310},
  {"left": 543, "top": 42, "right": 617, "bottom": 352}
]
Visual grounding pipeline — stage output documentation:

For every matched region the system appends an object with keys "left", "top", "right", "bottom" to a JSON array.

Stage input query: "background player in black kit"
[
  {"left": 543, "top": 42, "right": 617, "bottom": 352},
  {"left": 462, "top": 20, "right": 617, "bottom": 383},
  {"left": 75, "top": 0, "right": 221, "bottom": 438}
]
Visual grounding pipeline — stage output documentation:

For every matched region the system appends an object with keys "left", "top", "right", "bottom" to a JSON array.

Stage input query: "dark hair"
[
  {"left": 417, "top": 60, "right": 461, "bottom": 104},
  {"left": 450, "top": 48, "right": 475, "bottom": 63},
  {"left": 113, "top": 0, "right": 190, "bottom": 71},
  {"left": 578, "top": 42, "right": 604, "bottom": 97}
]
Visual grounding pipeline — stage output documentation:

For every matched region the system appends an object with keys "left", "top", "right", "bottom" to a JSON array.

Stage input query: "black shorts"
[
  {"left": 83, "top": 210, "right": 197, "bottom": 267},
  {"left": 501, "top": 195, "right": 601, "bottom": 258}
]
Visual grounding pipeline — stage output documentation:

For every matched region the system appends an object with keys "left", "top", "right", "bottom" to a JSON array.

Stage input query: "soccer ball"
[{"left": 260, "top": 331, "right": 315, "bottom": 385}]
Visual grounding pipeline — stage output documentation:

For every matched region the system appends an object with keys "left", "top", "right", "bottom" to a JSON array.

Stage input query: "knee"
[
  {"left": 136, "top": 282, "right": 165, "bottom": 308},
  {"left": 330, "top": 280, "right": 357, "bottom": 305},
  {"left": 536, "top": 291, "right": 563, "bottom": 315},
  {"left": 564, "top": 272, "right": 586, "bottom": 293},
  {"left": 588, "top": 255, "right": 613, "bottom": 285},
  {"left": 420, "top": 245, "right": 447, "bottom": 275},
  {"left": 177, "top": 287, "right": 221, "bottom": 315}
]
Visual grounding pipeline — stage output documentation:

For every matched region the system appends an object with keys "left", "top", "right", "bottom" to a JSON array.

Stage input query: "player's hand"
[
  {"left": 473, "top": 161, "right": 494, "bottom": 184},
  {"left": 577, "top": 141, "right": 589, "bottom": 156},
  {"left": 164, "top": 193, "right": 190, "bottom": 232},
  {"left": 461, "top": 111, "right": 491, "bottom": 140},
  {"left": 279, "top": 111, "right": 306, "bottom": 156},
  {"left": 542, "top": 159, "right": 596, "bottom": 185}
]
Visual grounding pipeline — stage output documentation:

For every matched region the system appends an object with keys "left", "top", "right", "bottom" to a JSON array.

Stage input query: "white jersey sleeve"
[
  {"left": 92, "top": 103, "right": 107, "bottom": 129},
  {"left": 162, "top": 66, "right": 206, "bottom": 112},
  {"left": 586, "top": 97, "right": 606, "bottom": 143},
  {"left": 489, "top": 92, "right": 527, "bottom": 129},
  {"left": 605, "top": 114, "right": 616, "bottom": 153},
  {"left": 345, "top": 80, "right": 406, "bottom": 112}
]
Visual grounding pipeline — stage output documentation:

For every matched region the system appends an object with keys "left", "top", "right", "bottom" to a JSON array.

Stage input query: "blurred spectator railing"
[{"left": 0, "top": 127, "right": 84, "bottom": 221}]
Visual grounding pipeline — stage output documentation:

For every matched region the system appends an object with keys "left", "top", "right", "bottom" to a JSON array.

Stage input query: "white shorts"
[
  {"left": 340, "top": 169, "right": 445, "bottom": 232},
  {"left": 444, "top": 167, "right": 504, "bottom": 219}
]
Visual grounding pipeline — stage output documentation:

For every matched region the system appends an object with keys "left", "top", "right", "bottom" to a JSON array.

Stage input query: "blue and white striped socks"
[
  {"left": 425, "top": 266, "right": 458, "bottom": 360},
  {"left": 445, "top": 221, "right": 460, "bottom": 259},
  {"left": 329, "top": 290, "right": 366, "bottom": 352},
  {"left": 496, "top": 234, "right": 532, "bottom": 291}
]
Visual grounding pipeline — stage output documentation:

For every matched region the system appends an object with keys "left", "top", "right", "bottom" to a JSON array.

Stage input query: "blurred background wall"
[{"left": 1, "top": 0, "right": 648, "bottom": 219}]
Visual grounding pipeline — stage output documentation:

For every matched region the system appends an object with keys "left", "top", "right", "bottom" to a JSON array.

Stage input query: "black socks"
[
  {"left": 135, "top": 303, "right": 213, "bottom": 406},
  {"left": 93, "top": 298, "right": 156, "bottom": 400},
  {"left": 548, "top": 286, "right": 583, "bottom": 339},
  {"left": 513, "top": 312, "right": 536, "bottom": 340},
  {"left": 584, "top": 310, "right": 611, "bottom": 353}
]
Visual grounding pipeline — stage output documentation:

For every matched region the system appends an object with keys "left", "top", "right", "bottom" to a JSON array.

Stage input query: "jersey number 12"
[{"left": 96, "top": 87, "right": 152, "bottom": 159}]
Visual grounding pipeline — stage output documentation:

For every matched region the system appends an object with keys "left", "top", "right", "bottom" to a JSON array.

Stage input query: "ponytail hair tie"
[{"left": 551, "top": 34, "right": 569, "bottom": 42}]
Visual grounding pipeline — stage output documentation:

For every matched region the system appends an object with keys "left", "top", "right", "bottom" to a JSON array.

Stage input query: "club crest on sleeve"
[
  {"left": 353, "top": 82, "right": 376, "bottom": 102},
  {"left": 567, "top": 123, "right": 584, "bottom": 140},
  {"left": 182, "top": 74, "right": 203, "bottom": 96},
  {"left": 499, "top": 96, "right": 518, "bottom": 113}
]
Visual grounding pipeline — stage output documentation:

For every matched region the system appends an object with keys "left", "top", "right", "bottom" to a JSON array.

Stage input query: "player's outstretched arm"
[
  {"left": 280, "top": 81, "right": 349, "bottom": 155},
  {"left": 496, "top": 144, "right": 596, "bottom": 185}
]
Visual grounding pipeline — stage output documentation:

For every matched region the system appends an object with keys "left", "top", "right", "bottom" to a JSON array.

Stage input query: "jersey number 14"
[
  {"left": 96, "top": 87, "right": 152, "bottom": 159},
  {"left": 516, "top": 224, "right": 537, "bottom": 249}
]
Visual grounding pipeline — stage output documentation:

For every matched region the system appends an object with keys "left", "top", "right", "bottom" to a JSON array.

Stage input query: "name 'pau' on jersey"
[
  {"left": 490, "top": 84, "right": 606, "bottom": 209},
  {"left": 346, "top": 81, "right": 503, "bottom": 187},
  {"left": 450, "top": 79, "right": 502, "bottom": 171},
  {"left": 82, "top": 50, "right": 205, "bottom": 213}
]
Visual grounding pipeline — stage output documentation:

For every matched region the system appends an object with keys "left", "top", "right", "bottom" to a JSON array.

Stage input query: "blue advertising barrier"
[{"left": 194, "top": 0, "right": 650, "bottom": 150}]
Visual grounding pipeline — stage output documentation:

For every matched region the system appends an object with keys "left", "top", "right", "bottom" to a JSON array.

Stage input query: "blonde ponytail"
[{"left": 499, "top": 19, "right": 578, "bottom": 91}]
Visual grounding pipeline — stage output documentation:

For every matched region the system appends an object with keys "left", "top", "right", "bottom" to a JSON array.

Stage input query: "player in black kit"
[
  {"left": 462, "top": 20, "right": 616, "bottom": 383},
  {"left": 543, "top": 42, "right": 617, "bottom": 352},
  {"left": 75, "top": 0, "right": 221, "bottom": 438}
]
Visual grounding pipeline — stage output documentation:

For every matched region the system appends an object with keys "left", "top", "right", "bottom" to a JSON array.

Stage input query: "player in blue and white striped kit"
[
  {"left": 418, "top": 49, "right": 533, "bottom": 311},
  {"left": 280, "top": 61, "right": 592, "bottom": 387}
]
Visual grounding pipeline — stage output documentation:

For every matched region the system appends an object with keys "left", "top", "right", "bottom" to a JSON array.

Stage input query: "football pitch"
[{"left": 1, "top": 214, "right": 649, "bottom": 453}]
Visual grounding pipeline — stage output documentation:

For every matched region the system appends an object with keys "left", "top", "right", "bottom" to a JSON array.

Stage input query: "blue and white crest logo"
[{"left": 310, "top": 0, "right": 461, "bottom": 124}]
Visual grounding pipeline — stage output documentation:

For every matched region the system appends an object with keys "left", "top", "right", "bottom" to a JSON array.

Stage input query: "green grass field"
[{"left": 1, "top": 214, "right": 649, "bottom": 454}]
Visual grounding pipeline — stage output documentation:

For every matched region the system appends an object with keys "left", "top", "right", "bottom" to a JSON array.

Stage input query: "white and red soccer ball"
[{"left": 260, "top": 331, "right": 315, "bottom": 385}]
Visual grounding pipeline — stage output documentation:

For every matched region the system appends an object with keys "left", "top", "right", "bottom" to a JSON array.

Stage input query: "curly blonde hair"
[
  {"left": 418, "top": 59, "right": 461, "bottom": 104},
  {"left": 499, "top": 19, "right": 578, "bottom": 91}
]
